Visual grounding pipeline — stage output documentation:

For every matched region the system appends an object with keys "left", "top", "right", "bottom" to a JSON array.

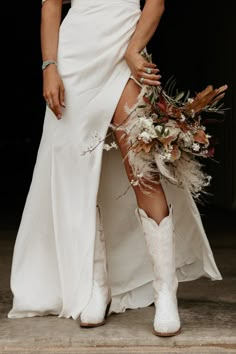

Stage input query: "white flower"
[
  {"left": 159, "top": 152, "right": 171, "bottom": 161},
  {"left": 137, "top": 117, "right": 157, "bottom": 140},
  {"left": 202, "top": 149, "right": 208, "bottom": 155},
  {"left": 103, "top": 142, "right": 118, "bottom": 151},
  {"left": 192, "top": 143, "right": 200, "bottom": 152},
  {"left": 138, "top": 131, "right": 153, "bottom": 143},
  {"left": 111, "top": 142, "right": 118, "bottom": 149},
  {"left": 103, "top": 144, "right": 111, "bottom": 151},
  {"left": 138, "top": 117, "right": 153, "bottom": 129},
  {"left": 131, "top": 179, "right": 140, "bottom": 186},
  {"left": 159, "top": 154, "right": 165, "bottom": 161},
  {"left": 165, "top": 152, "right": 172, "bottom": 161}
]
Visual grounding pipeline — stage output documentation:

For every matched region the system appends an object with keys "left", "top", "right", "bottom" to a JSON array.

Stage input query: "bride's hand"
[
  {"left": 43, "top": 65, "right": 65, "bottom": 120},
  {"left": 125, "top": 50, "right": 161, "bottom": 86}
]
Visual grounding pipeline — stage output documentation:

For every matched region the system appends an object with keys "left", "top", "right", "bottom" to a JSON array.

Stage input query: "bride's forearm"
[
  {"left": 41, "top": 0, "right": 63, "bottom": 62},
  {"left": 125, "top": 0, "right": 165, "bottom": 56}
]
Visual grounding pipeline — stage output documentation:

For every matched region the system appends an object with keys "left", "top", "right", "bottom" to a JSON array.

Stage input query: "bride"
[{"left": 8, "top": 0, "right": 222, "bottom": 337}]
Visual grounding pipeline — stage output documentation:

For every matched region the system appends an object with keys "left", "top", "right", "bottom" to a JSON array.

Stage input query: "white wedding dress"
[{"left": 8, "top": 0, "right": 222, "bottom": 320}]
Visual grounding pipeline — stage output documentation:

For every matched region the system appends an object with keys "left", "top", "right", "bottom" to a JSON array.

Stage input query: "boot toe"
[
  {"left": 80, "top": 281, "right": 110, "bottom": 327},
  {"left": 153, "top": 320, "right": 181, "bottom": 336}
]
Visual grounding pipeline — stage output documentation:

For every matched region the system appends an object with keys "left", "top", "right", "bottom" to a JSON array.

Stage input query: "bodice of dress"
[
  {"left": 71, "top": 0, "right": 140, "bottom": 11},
  {"left": 71, "top": 0, "right": 139, "bottom": 3},
  {"left": 42, "top": 0, "right": 140, "bottom": 6}
]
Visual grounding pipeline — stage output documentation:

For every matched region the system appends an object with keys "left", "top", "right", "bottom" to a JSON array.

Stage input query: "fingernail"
[{"left": 57, "top": 114, "right": 62, "bottom": 119}]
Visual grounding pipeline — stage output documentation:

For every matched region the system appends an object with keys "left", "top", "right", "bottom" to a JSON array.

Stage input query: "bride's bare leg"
[{"left": 112, "top": 79, "right": 169, "bottom": 224}]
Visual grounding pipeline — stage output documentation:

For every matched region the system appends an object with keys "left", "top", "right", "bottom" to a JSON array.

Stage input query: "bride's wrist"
[
  {"left": 125, "top": 44, "right": 145, "bottom": 59},
  {"left": 43, "top": 63, "right": 58, "bottom": 75},
  {"left": 42, "top": 59, "right": 57, "bottom": 71},
  {"left": 125, "top": 48, "right": 139, "bottom": 60}
]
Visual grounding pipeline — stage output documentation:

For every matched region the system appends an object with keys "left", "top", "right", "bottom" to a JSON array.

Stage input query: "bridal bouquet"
[
  {"left": 113, "top": 78, "right": 227, "bottom": 200},
  {"left": 83, "top": 52, "right": 228, "bottom": 201}
]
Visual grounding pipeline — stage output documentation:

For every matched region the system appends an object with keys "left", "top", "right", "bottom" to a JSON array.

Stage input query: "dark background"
[{"left": 1, "top": 0, "right": 235, "bottom": 231}]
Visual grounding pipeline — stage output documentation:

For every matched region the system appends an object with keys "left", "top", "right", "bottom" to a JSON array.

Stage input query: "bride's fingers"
[
  {"left": 137, "top": 69, "right": 161, "bottom": 84},
  {"left": 137, "top": 75, "right": 161, "bottom": 86},
  {"left": 52, "top": 92, "right": 63, "bottom": 120},
  {"left": 45, "top": 97, "right": 53, "bottom": 109},
  {"left": 141, "top": 78, "right": 161, "bottom": 86},
  {"left": 59, "top": 84, "right": 66, "bottom": 108},
  {"left": 143, "top": 68, "right": 159, "bottom": 75},
  {"left": 143, "top": 61, "right": 157, "bottom": 69},
  {"left": 138, "top": 62, "right": 159, "bottom": 75},
  {"left": 143, "top": 78, "right": 161, "bottom": 86},
  {"left": 141, "top": 73, "right": 162, "bottom": 82},
  {"left": 44, "top": 88, "right": 64, "bottom": 119}
]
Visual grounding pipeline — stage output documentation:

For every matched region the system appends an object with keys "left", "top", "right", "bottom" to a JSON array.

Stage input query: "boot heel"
[{"left": 105, "top": 300, "right": 112, "bottom": 319}]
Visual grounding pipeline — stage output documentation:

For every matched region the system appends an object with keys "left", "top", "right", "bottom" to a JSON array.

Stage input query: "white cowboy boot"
[
  {"left": 136, "top": 205, "right": 181, "bottom": 336},
  {"left": 80, "top": 206, "right": 111, "bottom": 327}
]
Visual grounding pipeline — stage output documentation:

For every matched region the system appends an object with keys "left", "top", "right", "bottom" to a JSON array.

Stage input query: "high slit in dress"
[{"left": 8, "top": 0, "right": 222, "bottom": 320}]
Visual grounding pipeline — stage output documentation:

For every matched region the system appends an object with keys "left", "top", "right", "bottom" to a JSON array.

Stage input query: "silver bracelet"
[{"left": 42, "top": 60, "right": 57, "bottom": 70}]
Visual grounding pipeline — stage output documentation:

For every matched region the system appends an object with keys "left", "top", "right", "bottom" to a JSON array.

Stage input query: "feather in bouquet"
[{"left": 110, "top": 53, "right": 228, "bottom": 201}]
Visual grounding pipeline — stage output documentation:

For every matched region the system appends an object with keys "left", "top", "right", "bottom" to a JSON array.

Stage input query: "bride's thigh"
[
  {"left": 112, "top": 79, "right": 141, "bottom": 126},
  {"left": 113, "top": 79, "right": 166, "bottom": 201},
  {"left": 112, "top": 79, "right": 141, "bottom": 181}
]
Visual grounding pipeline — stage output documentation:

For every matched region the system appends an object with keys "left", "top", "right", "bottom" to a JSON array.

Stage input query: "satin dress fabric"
[{"left": 8, "top": 0, "right": 222, "bottom": 320}]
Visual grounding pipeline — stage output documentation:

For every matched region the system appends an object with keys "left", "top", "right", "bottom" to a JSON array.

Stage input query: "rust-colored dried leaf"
[
  {"left": 184, "top": 84, "right": 228, "bottom": 115},
  {"left": 177, "top": 122, "right": 189, "bottom": 133},
  {"left": 132, "top": 141, "right": 155, "bottom": 153},
  {"left": 167, "top": 106, "right": 183, "bottom": 119},
  {"left": 158, "top": 135, "right": 177, "bottom": 146},
  {"left": 171, "top": 144, "right": 181, "bottom": 161},
  {"left": 194, "top": 129, "right": 209, "bottom": 144}
]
